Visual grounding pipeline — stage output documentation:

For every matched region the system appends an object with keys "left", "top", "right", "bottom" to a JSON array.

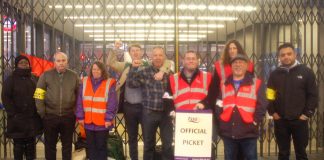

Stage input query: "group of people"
[{"left": 1, "top": 39, "right": 318, "bottom": 160}]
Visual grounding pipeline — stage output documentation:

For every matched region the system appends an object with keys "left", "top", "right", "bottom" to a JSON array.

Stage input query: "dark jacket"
[
  {"left": 35, "top": 68, "right": 79, "bottom": 118},
  {"left": 267, "top": 64, "right": 318, "bottom": 119},
  {"left": 218, "top": 73, "right": 267, "bottom": 139},
  {"left": 1, "top": 69, "right": 43, "bottom": 138}
]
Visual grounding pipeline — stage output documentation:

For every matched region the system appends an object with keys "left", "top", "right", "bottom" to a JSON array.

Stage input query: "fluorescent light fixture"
[
  {"left": 75, "top": 24, "right": 111, "bottom": 27},
  {"left": 136, "top": 4, "right": 144, "bottom": 9},
  {"left": 116, "top": 4, "right": 124, "bottom": 9},
  {"left": 85, "top": 5, "right": 93, "bottom": 8},
  {"left": 146, "top": 4, "right": 154, "bottom": 9},
  {"left": 165, "top": 4, "right": 174, "bottom": 9},
  {"left": 180, "top": 30, "right": 214, "bottom": 33},
  {"left": 179, "top": 16, "right": 195, "bottom": 20},
  {"left": 197, "top": 16, "right": 238, "bottom": 21},
  {"left": 111, "top": 15, "right": 150, "bottom": 19},
  {"left": 115, "top": 23, "right": 151, "bottom": 27},
  {"left": 75, "top": 5, "right": 83, "bottom": 8},
  {"left": 55, "top": 5, "right": 63, "bottom": 9},
  {"left": 156, "top": 4, "right": 164, "bottom": 9},
  {"left": 65, "top": 5, "right": 73, "bottom": 9},
  {"left": 49, "top": 5, "right": 52, "bottom": 8},
  {"left": 189, "top": 24, "right": 224, "bottom": 28},
  {"left": 208, "top": 5, "right": 256, "bottom": 12},
  {"left": 106, "top": 5, "right": 114, "bottom": 8},
  {"left": 65, "top": 16, "right": 105, "bottom": 19},
  {"left": 84, "top": 30, "right": 114, "bottom": 33},
  {"left": 126, "top": 5, "right": 134, "bottom": 9}
]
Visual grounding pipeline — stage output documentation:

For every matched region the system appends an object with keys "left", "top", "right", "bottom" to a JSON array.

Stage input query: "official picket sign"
[{"left": 174, "top": 110, "right": 213, "bottom": 160}]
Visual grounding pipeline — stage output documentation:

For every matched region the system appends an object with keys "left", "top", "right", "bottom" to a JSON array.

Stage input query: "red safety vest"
[
  {"left": 214, "top": 61, "right": 254, "bottom": 83},
  {"left": 82, "top": 77, "right": 115, "bottom": 126},
  {"left": 220, "top": 77, "right": 261, "bottom": 123},
  {"left": 170, "top": 71, "right": 212, "bottom": 110}
]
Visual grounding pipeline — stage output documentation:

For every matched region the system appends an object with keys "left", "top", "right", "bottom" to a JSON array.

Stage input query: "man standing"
[
  {"left": 167, "top": 50, "right": 213, "bottom": 111},
  {"left": 107, "top": 44, "right": 171, "bottom": 160},
  {"left": 127, "top": 47, "right": 173, "bottom": 160},
  {"left": 267, "top": 43, "right": 318, "bottom": 160},
  {"left": 218, "top": 54, "right": 267, "bottom": 160},
  {"left": 34, "top": 52, "right": 79, "bottom": 160}
]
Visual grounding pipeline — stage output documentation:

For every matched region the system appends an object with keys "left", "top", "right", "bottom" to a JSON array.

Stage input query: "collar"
[
  {"left": 225, "top": 73, "right": 254, "bottom": 86},
  {"left": 278, "top": 60, "right": 300, "bottom": 69},
  {"left": 180, "top": 68, "right": 200, "bottom": 85}
]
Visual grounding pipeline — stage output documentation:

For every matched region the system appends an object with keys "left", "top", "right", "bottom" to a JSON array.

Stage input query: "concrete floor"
[{"left": 0, "top": 141, "right": 323, "bottom": 160}]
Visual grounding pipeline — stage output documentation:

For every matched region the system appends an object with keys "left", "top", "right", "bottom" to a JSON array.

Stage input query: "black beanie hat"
[{"left": 15, "top": 55, "right": 30, "bottom": 68}]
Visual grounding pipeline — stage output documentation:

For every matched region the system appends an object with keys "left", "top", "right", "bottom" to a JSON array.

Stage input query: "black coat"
[
  {"left": 1, "top": 69, "right": 43, "bottom": 138},
  {"left": 267, "top": 64, "right": 318, "bottom": 119}
]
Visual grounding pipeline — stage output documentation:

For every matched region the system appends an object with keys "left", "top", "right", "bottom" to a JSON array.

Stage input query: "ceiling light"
[
  {"left": 165, "top": 4, "right": 174, "bottom": 9},
  {"left": 197, "top": 16, "right": 238, "bottom": 21},
  {"left": 208, "top": 5, "right": 256, "bottom": 12},
  {"left": 55, "top": 5, "right": 63, "bottom": 9},
  {"left": 84, "top": 30, "right": 114, "bottom": 33},
  {"left": 136, "top": 4, "right": 144, "bottom": 9},
  {"left": 65, "top": 5, "right": 73, "bottom": 9},
  {"left": 126, "top": 5, "right": 134, "bottom": 9},
  {"left": 156, "top": 4, "right": 164, "bottom": 9},
  {"left": 75, "top": 5, "right": 83, "bottom": 8},
  {"left": 146, "top": 4, "right": 154, "bottom": 9},
  {"left": 189, "top": 24, "right": 224, "bottom": 28},
  {"left": 116, "top": 4, "right": 124, "bottom": 9},
  {"left": 85, "top": 5, "right": 93, "bottom": 8},
  {"left": 106, "top": 5, "right": 114, "bottom": 8}
]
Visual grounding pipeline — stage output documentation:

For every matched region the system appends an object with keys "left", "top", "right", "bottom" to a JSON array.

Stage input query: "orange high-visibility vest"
[
  {"left": 170, "top": 71, "right": 212, "bottom": 110},
  {"left": 82, "top": 77, "right": 115, "bottom": 126},
  {"left": 220, "top": 77, "right": 261, "bottom": 123},
  {"left": 214, "top": 61, "right": 254, "bottom": 83}
]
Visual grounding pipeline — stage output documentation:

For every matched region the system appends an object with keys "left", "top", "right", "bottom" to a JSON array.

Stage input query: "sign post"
[{"left": 174, "top": 110, "right": 213, "bottom": 160}]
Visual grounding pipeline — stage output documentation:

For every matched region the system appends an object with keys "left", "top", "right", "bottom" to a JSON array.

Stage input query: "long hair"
[
  {"left": 89, "top": 61, "right": 109, "bottom": 80},
  {"left": 221, "top": 40, "right": 247, "bottom": 65}
]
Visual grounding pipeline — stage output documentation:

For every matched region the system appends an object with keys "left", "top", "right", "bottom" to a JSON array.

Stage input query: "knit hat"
[{"left": 15, "top": 55, "right": 30, "bottom": 68}]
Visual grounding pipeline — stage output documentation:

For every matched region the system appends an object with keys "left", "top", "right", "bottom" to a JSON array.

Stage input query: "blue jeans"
[
  {"left": 124, "top": 102, "right": 143, "bottom": 160},
  {"left": 222, "top": 137, "right": 257, "bottom": 160},
  {"left": 142, "top": 108, "right": 173, "bottom": 160}
]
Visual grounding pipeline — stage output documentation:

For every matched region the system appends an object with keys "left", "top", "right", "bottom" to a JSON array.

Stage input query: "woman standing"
[
  {"left": 214, "top": 39, "right": 254, "bottom": 84},
  {"left": 76, "top": 61, "right": 118, "bottom": 160},
  {"left": 1, "top": 55, "right": 43, "bottom": 160}
]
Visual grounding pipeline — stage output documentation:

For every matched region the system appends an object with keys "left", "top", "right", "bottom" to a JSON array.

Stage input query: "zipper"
[{"left": 59, "top": 74, "right": 63, "bottom": 116}]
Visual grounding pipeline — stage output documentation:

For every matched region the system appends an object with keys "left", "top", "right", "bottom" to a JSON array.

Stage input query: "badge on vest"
[{"left": 242, "top": 87, "right": 251, "bottom": 92}]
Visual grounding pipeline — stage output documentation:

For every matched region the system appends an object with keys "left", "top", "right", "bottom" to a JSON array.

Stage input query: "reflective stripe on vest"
[
  {"left": 215, "top": 62, "right": 226, "bottom": 83},
  {"left": 172, "top": 71, "right": 210, "bottom": 110},
  {"left": 83, "top": 107, "right": 106, "bottom": 113},
  {"left": 173, "top": 72, "right": 208, "bottom": 99},
  {"left": 220, "top": 77, "right": 260, "bottom": 123},
  {"left": 82, "top": 78, "right": 111, "bottom": 102}
]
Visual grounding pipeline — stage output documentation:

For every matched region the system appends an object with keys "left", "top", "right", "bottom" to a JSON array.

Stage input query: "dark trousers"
[
  {"left": 85, "top": 129, "right": 108, "bottom": 160},
  {"left": 142, "top": 108, "right": 173, "bottom": 160},
  {"left": 124, "top": 102, "right": 143, "bottom": 160},
  {"left": 43, "top": 114, "right": 75, "bottom": 160},
  {"left": 13, "top": 137, "right": 36, "bottom": 160},
  {"left": 222, "top": 137, "right": 258, "bottom": 160},
  {"left": 274, "top": 119, "right": 309, "bottom": 160}
]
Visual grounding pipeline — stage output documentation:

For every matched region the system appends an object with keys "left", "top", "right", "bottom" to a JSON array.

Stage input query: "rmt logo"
[{"left": 188, "top": 116, "right": 200, "bottom": 123}]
